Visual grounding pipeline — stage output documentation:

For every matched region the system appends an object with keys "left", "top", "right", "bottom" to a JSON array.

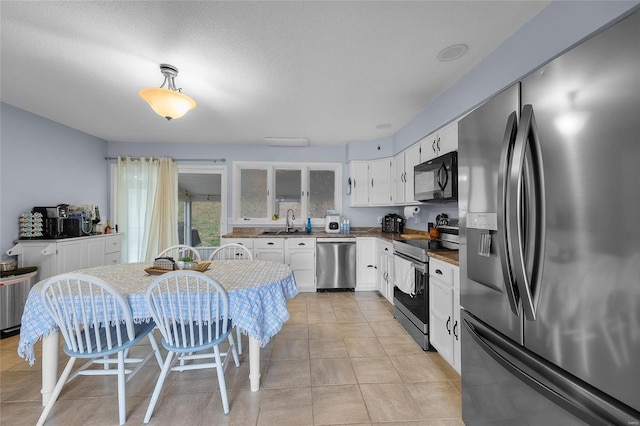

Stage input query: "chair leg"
[
  {"left": 147, "top": 332, "right": 163, "bottom": 368},
  {"left": 213, "top": 345, "right": 230, "bottom": 414},
  {"left": 36, "top": 357, "right": 77, "bottom": 426},
  {"left": 117, "top": 351, "right": 127, "bottom": 425},
  {"left": 236, "top": 327, "right": 243, "bottom": 355},
  {"left": 144, "top": 352, "right": 175, "bottom": 424},
  {"left": 228, "top": 334, "right": 240, "bottom": 367}
]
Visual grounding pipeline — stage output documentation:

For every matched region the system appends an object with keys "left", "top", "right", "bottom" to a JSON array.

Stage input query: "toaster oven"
[{"left": 382, "top": 214, "right": 405, "bottom": 233}]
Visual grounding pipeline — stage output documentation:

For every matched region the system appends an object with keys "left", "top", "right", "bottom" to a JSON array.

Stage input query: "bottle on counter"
[
  {"left": 341, "top": 218, "right": 350, "bottom": 234},
  {"left": 104, "top": 219, "right": 112, "bottom": 234},
  {"left": 306, "top": 217, "right": 312, "bottom": 234}
]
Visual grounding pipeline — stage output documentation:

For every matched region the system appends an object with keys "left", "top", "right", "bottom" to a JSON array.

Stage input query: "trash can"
[{"left": 0, "top": 266, "right": 38, "bottom": 339}]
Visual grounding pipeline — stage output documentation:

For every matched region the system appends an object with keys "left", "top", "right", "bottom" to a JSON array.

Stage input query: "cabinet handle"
[
  {"left": 432, "top": 140, "right": 436, "bottom": 153},
  {"left": 384, "top": 247, "right": 389, "bottom": 251},
  {"left": 298, "top": 243, "right": 305, "bottom": 246},
  {"left": 435, "top": 269, "right": 443, "bottom": 275},
  {"left": 267, "top": 242, "right": 274, "bottom": 245},
  {"left": 446, "top": 317, "right": 451, "bottom": 335},
  {"left": 371, "top": 178, "right": 374, "bottom": 188},
  {"left": 437, "top": 136, "right": 441, "bottom": 151},
  {"left": 354, "top": 179, "right": 356, "bottom": 188},
  {"left": 453, "top": 320, "right": 459, "bottom": 341}
]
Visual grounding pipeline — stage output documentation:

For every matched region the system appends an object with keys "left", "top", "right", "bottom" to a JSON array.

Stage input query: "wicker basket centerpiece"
[{"left": 153, "top": 257, "right": 175, "bottom": 271}]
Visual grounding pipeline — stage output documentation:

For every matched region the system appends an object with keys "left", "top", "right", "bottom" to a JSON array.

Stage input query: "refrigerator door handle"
[
  {"left": 463, "top": 312, "right": 640, "bottom": 425},
  {"left": 497, "top": 111, "right": 520, "bottom": 315},
  {"left": 509, "top": 104, "right": 546, "bottom": 321}
]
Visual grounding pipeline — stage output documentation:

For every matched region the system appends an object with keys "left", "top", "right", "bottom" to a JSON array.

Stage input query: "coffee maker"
[
  {"left": 68, "top": 205, "right": 101, "bottom": 235},
  {"left": 32, "top": 204, "right": 69, "bottom": 238}
]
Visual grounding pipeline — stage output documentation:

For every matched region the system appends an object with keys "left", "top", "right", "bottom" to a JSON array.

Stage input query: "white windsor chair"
[
  {"left": 143, "top": 270, "right": 240, "bottom": 423},
  {"left": 157, "top": 244, "right": 201, "bottom": 261},
  {"left": 208, "top": 243, "right": 253, "bottom": 354},
  {"left": 38, "top": 273, "right": 162, "bottom": 426}
]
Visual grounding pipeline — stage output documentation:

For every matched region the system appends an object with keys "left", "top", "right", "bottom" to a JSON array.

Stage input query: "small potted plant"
[{"left": 180, "top": 256, "right": 198, "bottom": 270}]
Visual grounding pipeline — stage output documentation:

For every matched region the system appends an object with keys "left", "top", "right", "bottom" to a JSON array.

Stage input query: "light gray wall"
[
  {"left": 2, "top": 1, "right": 638, "bottom": 252},
  {"left": 106, "top": 141, "right": 397, "bottom": 229},
  {"left": 345, "top": 1, "right": 640, "bottom": 232},
  {"left": 393, "top": 1, "right": 640, "bottom": 154},
  {"left": 0, "top": 103, "right": 108, "bottom": 259}
]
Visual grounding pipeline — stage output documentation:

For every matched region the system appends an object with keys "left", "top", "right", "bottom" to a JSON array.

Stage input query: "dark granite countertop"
[
  {"left": 222, "top": 227, "right": 459, "bottom": 267},
  {"left": 428, "top": 250, "right": 459, "bottom": 266}
]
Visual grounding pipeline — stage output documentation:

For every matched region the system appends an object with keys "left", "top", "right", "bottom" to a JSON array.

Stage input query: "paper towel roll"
[{"left": 403, "top": 206, "right": 420, "bottom": 219}]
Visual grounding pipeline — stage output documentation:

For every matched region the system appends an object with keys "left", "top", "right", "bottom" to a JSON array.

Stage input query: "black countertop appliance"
[{"left": 382, "top": 214, "right": 405, "bottom": 234}]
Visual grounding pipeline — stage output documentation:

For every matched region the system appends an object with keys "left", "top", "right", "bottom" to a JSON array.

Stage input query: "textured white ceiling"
[{"left": 1, "top": 1, "right": 549, "bottom": 146}]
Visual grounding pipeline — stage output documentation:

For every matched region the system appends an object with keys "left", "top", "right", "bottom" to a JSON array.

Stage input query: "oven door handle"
[{"left": 393, "top": 252, "right": 427, "bottom": 273}]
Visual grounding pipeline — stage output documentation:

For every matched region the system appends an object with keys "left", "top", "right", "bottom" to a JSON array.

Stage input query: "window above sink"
[{"left": 233, "top": 161, "right": 342, "bottom": 227}]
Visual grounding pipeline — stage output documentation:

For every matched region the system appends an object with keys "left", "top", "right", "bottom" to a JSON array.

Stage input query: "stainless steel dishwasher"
[{"left": 315, "top": 237, "right": 357, "bottom": 291}]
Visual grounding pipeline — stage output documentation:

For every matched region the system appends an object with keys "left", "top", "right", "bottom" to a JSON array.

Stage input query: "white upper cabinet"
[
  {"left": 351, "top": 121, "right": 458, "bottom": 208},
  {"left": 420, "top": 121, "right": 459, "bottom": 163},
  {"left": 349, "top": 161, "right": 370, "bottom": 206},
  {"left": 368, "top": 158, "right": 392, "bottom": 205},
  {"left": 392, "top": 152, "right": 406, "bottom": 205},
  {"left": 350, "top": 158, "right": 392, "bottom": 206},
  {"left": 393, "top": 143, "right": 422, "bottom": 205}
]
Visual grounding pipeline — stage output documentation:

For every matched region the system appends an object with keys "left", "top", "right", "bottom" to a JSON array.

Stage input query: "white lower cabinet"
[
  {"left": 103, "top": 234, "right": 123, "bottom": 265},
  {"left": 55, "top": 239, "right": 85, "bottom": 274},
  {"left": 356, "top": 238, "right": 377, "bottom": 291},
  {"left": 86, "top": 237, "right": 106, "bottom": 268},
  {"left": 376, "top": 240, "right": 394, "bottom": 304},
  {"left": 9, "top": 234, "right": 123, "bottom": 283},
  {"left": 220, "top": 238, "right": 254, "bottom": 258},
  {"left": 285, "top": 238, "right": 315, "bottom": 292},
  {"left": 429, "top": 257, "right": 461, "bottom": 374},
  {"left": 253, "top": 238, "right": 285, "bottom": 263}
]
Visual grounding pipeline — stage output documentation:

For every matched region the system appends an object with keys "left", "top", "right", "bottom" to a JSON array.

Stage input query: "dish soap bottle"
[{"left": 306, "top": 217, "right": 312, "bottom": 234}]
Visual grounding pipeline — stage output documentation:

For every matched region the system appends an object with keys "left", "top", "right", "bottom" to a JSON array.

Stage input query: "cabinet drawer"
[
  {"left": 254, "top": 238, "right": 284, "bottom": 249},
  {"left": 104, "top": 235, "right": 122, "bottom": 254},
  {"left": 221, "top": 238, "right": 254, "bottom": 249},
  {"left": 286, "top": 238, "right": 315, "bottom": 249},
  {"left": 104, "top": 252, "right": 121, "bottom": 265},
  {"left": 429, "top": 258, "right": 454, "bottom": 287}
]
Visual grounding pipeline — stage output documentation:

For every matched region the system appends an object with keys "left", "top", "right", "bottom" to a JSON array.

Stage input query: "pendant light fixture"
[{"left": 139, "top": 64, "right": 196, "bottom": 120}]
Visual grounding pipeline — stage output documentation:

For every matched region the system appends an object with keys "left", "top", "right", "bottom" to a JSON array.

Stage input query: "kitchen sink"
[{"left": 260, "top": 229, "right": 302, "bottom": 235}]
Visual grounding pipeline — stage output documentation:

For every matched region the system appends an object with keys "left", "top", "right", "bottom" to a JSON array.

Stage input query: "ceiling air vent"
[{"left": 264, "top": 137, "right": 310, "bottom": 147}]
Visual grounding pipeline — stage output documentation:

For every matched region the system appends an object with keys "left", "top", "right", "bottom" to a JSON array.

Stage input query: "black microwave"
[{"left": 414, "top": 151, "right": 458, "bottom": 202}]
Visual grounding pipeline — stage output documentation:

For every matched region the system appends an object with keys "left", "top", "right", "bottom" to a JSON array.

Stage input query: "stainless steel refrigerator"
[{"left": 458, "top": 9, "right": 640, "bottom": 425}]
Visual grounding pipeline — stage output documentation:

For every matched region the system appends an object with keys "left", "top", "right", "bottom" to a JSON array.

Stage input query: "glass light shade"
[{"left": 139, "top": 87, "right": 196, "bottom": 120}]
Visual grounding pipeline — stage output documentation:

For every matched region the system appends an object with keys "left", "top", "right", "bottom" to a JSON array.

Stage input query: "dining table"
[{"left": 17, "top": 259, "right": 298, "bottom": 405}]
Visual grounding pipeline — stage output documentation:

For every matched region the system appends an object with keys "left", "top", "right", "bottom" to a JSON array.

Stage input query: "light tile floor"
[{"left": 0, "top": 291, "right": 463, "bottom": 425}]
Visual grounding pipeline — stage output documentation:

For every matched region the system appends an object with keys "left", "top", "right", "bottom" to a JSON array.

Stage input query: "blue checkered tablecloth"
[{"left": 18, "top": 260, "right": 298, "bottom": 365}]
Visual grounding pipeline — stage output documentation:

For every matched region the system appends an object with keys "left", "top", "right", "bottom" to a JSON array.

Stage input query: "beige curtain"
[
  {"left": 117, "top": 157, "right": 178, "bottom": 262},
  {"left": 145, "top": 158, "right": 178, "bottom": 261}
]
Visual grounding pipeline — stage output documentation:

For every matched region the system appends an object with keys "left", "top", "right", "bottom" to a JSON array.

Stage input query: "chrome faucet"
[{"left": 285, "top": 209, "right": 295, "bottom": 233}]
